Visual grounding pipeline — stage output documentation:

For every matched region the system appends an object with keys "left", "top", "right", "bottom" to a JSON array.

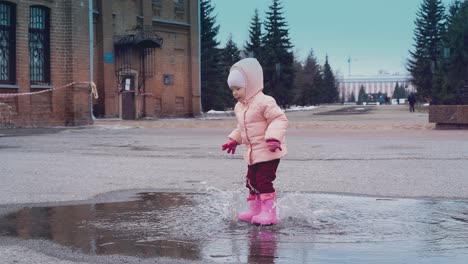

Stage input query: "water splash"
[{"left": 1, "top": 191, "right": 467, "bottom": 263}]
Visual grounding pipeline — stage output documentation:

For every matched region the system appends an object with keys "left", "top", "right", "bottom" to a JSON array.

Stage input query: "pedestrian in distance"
[
  {"left": 379, "top": 95, "right": 384, "bottom": 105},
  {"left": 221, "top": 58, "right": 288, "bottom": 226},
  {"left": 408, "top": 93, "right": 416, "bottom": 112}
]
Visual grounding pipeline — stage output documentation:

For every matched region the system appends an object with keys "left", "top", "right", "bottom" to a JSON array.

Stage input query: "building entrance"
[{"left": 121, "top": 76, "right": 135, "bottom": 120}]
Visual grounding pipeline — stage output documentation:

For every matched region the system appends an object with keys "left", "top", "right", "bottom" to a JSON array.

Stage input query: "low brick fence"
[
  {"left": 0, "top": 83, "right": 94, "bottom": 128},
  {"left": 428, "top": 105, "right": 468, "bottom": 129},
  {"left": 0, "top": 102, "right": 13, "bottom": 128}
]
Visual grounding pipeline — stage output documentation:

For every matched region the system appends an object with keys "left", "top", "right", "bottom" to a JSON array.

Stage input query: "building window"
[
  {"left": 29, "top": 5, "right": 50, "bottom": 85},
  {"left": 163, "top": 74, "right": 174, "bottom": 85},
  {"left": 0, "top": 1, "right": 16, "bottom": 84},
  {"left": 152, "top": 0, "right": 162, "bottom": 16},
  {"left": 174, "top": 0, "right": 184, "bottom": 20},
  {"left": 152, "top": 0, "right": 162, "bottom": 7},
  {"left": 92, "top": 0, "right": 101, "bottom": 24}
]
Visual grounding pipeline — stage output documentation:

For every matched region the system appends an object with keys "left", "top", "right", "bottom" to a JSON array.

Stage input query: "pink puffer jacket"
[{"left": 227, "top": 58, "right": 288, "bottom": 165}]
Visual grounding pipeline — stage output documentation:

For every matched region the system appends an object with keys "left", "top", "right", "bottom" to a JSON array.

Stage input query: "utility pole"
[
  {"left": 347, "top": 56, "right": 367, "bottom": 76},
  {"left": 347, "top": 56, "right": 351, "bottom": 76}
]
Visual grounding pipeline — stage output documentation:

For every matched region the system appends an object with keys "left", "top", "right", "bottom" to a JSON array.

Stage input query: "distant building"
[{"left": 337, "top": 74, "right": 416, "bottom": 102}]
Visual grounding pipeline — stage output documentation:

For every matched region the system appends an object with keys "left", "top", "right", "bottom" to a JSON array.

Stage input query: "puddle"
[{"left": 0, "top": 191, "right": 467, "bottom": 263}]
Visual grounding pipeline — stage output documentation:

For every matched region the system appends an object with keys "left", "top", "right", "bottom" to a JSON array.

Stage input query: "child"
[{"left": 221, "top": 58, "right": 288, "bottom": 225}]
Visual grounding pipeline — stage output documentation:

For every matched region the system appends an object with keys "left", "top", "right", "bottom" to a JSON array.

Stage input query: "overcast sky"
[{"left": 214, "top": 0, "right": 455, "bottom": 77}]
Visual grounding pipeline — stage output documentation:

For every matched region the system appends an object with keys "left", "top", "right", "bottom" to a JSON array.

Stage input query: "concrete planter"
[{"left": 428, "top": 105, "right": 468, "bottom": 129}]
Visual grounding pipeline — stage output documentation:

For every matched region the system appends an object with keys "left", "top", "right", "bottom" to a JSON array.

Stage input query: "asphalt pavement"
[{"left": 0, "top": 104, "right": 467, "bottom": 263}]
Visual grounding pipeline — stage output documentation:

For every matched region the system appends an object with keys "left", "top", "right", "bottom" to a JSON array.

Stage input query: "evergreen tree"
[
  {"left": 393, "top": 82, "right": 407, "bottom": 99},
  {"left": 321, "top": 55, "right": 339, "bottom": 103},
  {"left": 301, "top": 49, "right": 322, "bottom": 105},
  {"left": 311, "top": 63, "right": 324, "bottom": 105},
  {"left": 442, "top": 0, "right": 468, "bottom": 104},
  {"left": 261, "top": 0, "right": 295, "bottom": 108},
  {"left": 349, "top": 92, "right": 356, "bottom": 103},
  {"left": 292, "top": 58, "right": 305, "bottom": 105},
  {"left": 407, "top": 0, "right": 446, "bottom": 103},
  {"left": 221, "top": 34, "right": 241, "bottom": 76},
  {"left": 357, "top": 85, "right": 367, "bottom": 105},
  {"left": 393, "top": 82, "right": 399, "bottom": 98},
  {"left": 200, "top": 0, "right": 224, "bottom": 111},
  {"left": 221, "top": 34, "right": 241, "bottom": 109},
  {"left": 244, "top": 9, "right": 263, "bottom": 59}
]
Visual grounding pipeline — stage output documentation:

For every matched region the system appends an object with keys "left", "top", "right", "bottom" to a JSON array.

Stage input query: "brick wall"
[
  {"left": 150, "top": 0, "right": 196, "bottom": 117},
  {"left": 94, "top": 0, "right": 200, "bottom": 119},
  {"left": 0, "top": 102, "right": 13, "bottom": 128},
  {"left": 0, "top": 0, "right": 93, "bottom": 128}
]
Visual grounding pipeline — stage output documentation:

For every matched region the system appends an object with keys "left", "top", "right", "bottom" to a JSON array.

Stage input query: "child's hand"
[
  {"left": 222, "top": 139, "right": 237, "bottom": 154},
  {"left": 266, "top": 139, "right": 282, "bottom": 152}
]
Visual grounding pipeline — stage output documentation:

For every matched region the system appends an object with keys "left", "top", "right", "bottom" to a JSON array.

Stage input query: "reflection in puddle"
[{"left": 0, "top": 191, "right": 468, "bottom": 263}]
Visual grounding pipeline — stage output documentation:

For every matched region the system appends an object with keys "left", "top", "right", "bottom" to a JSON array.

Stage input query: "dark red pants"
[{"left": 245, "top": 159, "right": 280, "bottom": 195}]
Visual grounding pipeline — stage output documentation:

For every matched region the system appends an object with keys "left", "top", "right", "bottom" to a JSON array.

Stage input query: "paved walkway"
[
  {"left": 1, "top": 104, "right": 468, "bottom": 264},
  {"left": 1, "top": 104, "right": 467, "bottom": 205},
  {"left": 94, "top": 104, "right": 435, "bottom": 130}
]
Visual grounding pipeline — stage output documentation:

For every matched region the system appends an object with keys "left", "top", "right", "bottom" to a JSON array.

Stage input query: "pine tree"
[
  {"left": 221, "top": 34, "right": 241, "bottom": 109},
  {"left": 301, "top": 49, "right": 322, "bottom": 105},
  {"left": 222, "top": 34, "right": 241, "bottom": 75},
  {"left": 442, "top": 0, "right": 468, "bottom": 104},
  {"left": 393, "top": 82, "right": 407, "bottom": 99},
  {"left": 200, "top": 0, "right": 224, "bottom": 111},
  {"left": 244, "top": 9, "right": 263, "bottom": 59},
  {"left": 349, "top": 92, "right": 356, "bottom": 103},
  {"left": 393, "top": 82, "right": 399, "bottom": 99},
  {"left": 261, "top": 0, "right": 295, "bottom": 108},
  {"left": 357, "top": 86, "right": 367, "bottom": 105},
  {"left": 321, "top": 55, "right": 339, "bottom": 103},
  {"left": 407, "top": 0, "right": 446, "bottom": 103},
  {"left": 292, "top": 58, "right": 305, "bottom": 105},
  {"left": 393, "top": 82, "right": 399, "bottom": 98},
  {"left": 311, "top": 62, "right": 324, "bottom": 105}
]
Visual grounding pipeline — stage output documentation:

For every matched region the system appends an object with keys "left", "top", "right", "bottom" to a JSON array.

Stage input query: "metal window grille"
[
  {"left": 0, "top": 1, "right": 15, "bottom": 84},
  {"left": 29, "top": 6, "right": 50, "bottom": 85},
  {"left": 152, "top": 0, "right": 162, "bottom": 16},
  {"left": 174, "top": 0, "right": 184, "bottom": 6},
  {"left": 174, "top": 0, "right": 184, "bottom": 14},
  {"left": 114, "top": 30, "right": 161, "bottom": 92}
]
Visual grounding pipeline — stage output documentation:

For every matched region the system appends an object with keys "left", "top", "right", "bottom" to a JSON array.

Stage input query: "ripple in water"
[{"left": 0, "top": 190, "right": 467, "bottom": 263}]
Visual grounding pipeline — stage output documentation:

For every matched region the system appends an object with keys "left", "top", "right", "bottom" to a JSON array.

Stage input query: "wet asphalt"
[{"left": 0, "top": 105, "right": 467, "bottom": 263}]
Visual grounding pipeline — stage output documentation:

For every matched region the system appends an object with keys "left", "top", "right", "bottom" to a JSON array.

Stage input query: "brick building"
[
  {"left": 0, "top": 0, "right": 93, "bottom": 127},
  {"left": 0, "top": 0, "right": 201, "bottom": 127},
  {"left": 93, "top": 0, "right": 201, "bottom": 119}
]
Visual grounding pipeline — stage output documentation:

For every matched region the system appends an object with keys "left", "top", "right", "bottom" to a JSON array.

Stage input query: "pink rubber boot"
[
  {"left": 238, "top": 194, "right": 261, "bottom": 222},
  {"left": 251, "top": 192, "right": 278, "bottom": 225}
]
